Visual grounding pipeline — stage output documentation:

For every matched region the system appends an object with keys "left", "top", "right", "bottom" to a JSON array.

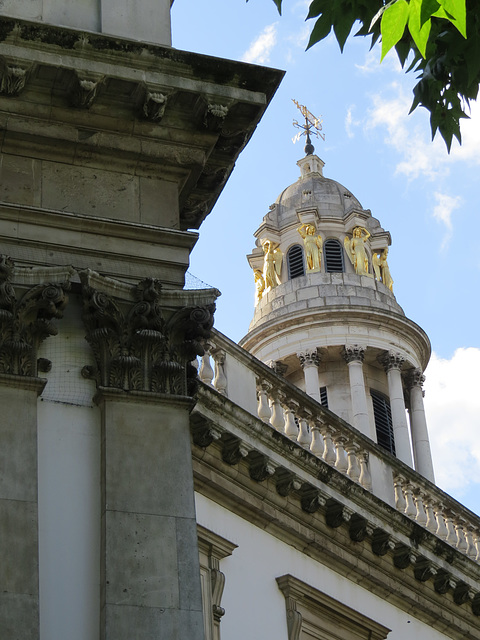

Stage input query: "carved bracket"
[
  {"left": 371, "top": 529, "right": 395, "bottom": 557},
  {"left": 325, "top": 499, "right": 353, "bottom": 529},
  {"left": 70, "top": 71, "right": 104, "bottom": 108},
  {"left": 0, "top": 59, "right": 31, "bottom": 96}
]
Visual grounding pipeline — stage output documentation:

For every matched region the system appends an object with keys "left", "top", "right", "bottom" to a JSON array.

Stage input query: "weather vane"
[{"left": 292, "top": 99, "right": 325, "bottom": 155}]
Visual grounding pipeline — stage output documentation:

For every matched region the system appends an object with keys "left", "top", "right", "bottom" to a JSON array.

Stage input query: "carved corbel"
[
  {"left": 70, "top": 72, "right": 104, "bottom": 108},
  {"left": 434, "top": 570, "right": 456, "bottom": 595},
  {"left": 268, "top": 359, "right": 288, "bottom": 377},
  {"left": 349, "top": 514, "right": 373, "bottom": 542},
  {"left": 210, "top": 564, "right": 226, "bottom": 622},
  {"left": 300, "top": 484, "right": 326, "bottom": 514},
  {"left": 371, "top": 529, "right": 395, "bottom": 557},
  {"left": 190, "top": 413, "right": 222, "bottom": 448},
  {"left": 0, "top": 59, "right": 31, "bottom": 96},
  {"left": 471, "top": 593, "right": 480, "bottom": 616},
  {"left": 393, "top": 544, "right": 417, "bottom": 570},
  {"left": 454, "top": 582, "right": 474, "bottom": 606},
  {"left": 142, "top": 90, "right": 170, "bottom": 121},
  {"left": 248, "top": 453, "right": 276, "bottom": 482},
  {"left": 222, "top": 436, "right": 250, "bottom": 466},
  {"left": 0, "top": 256, "right": 71, "bottom": 377},
  {"left": 413, "top": 557, "right": 437, "bottom": 582},
  {"left": 276, "top": 469, "right": 301, "bottom": 497},
  {"left": 285, "top": 596, "right": 303, "bottom": 640},
  {"left": 203, "top": 102, "right": 229, "bottom": 132},
  {"left": 325, "top": 499, "right": 353, "bottom": 529}
]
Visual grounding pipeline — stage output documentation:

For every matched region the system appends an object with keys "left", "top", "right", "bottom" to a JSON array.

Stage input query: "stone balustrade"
[{"left": 197, "top": 329, "right": 480, "bottom": 566}]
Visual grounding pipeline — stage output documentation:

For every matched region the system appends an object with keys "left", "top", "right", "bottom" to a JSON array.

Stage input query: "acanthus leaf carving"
[
  {"left": 80, "top": 272, "right": 215, "bottom": 396},
  {"left": 0, "top": 256, "right": 71, "bottom": 377}
]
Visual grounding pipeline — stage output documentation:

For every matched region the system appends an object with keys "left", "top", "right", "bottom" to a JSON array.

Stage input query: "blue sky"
[{"left": 172, "top": 1, "right": 480, "bottom": 515}]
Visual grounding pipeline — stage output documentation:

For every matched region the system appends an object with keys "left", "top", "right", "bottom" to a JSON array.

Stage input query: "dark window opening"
[
  {"left": 371, "top": 390, "right": 396, "bottom": 456},
  {"left": 287, "top": 245, "right": 305, "bottom": 279},
  {"left": 324, "top": 239, "right": 344, "bottom": 273},
  {"left": 320, "top": 386, "right": 328, "bottom": 409}
]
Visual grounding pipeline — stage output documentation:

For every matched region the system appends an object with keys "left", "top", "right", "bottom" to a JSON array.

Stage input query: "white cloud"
[
  {"left": 424, "top": 348, "right": 480, "bottom": 501},
  {"left": 432, "top": 192, "right": 462, "bottom": 249},
  {"left": 345, "top": 105, "right": 359, "bottom": 138},
  {"left": 242, "top": 23, "right": 278, "bottom": 65}
]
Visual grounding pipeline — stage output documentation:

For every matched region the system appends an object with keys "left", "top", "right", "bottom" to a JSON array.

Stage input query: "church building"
[{"left": 0, "top": 2, "right": 479, "bottom": 640}]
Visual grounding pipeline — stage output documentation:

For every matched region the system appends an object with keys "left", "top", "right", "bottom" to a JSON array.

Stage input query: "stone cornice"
[{"left": 0, "top": 17, "right": 284, "bottom": 231}]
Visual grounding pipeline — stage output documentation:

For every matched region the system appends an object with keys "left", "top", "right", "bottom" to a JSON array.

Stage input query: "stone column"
[
  {"left": 81, "top": 271, "right": 216, "bottom": 640},
  {"left": 406, "top": 369, "right": 435, "bottom": 482},
  {"left": 380, "top": 352, "right": 413, "bottom": 467},
  {"left": 343, "top": 345, "right": 373, "bottom": 439},
  {"left": 297, "top": 349, "right": 321, "bottom": 402},
  {"left": 0, "top": 257, "right": 71, "bottom": 638}
]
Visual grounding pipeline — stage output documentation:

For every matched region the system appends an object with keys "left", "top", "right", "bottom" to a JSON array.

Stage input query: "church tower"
[{"left": 240, "top": 141, "right": 435, "bottom": 483}]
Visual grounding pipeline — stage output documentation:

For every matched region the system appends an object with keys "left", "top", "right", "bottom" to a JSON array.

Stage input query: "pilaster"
[{"left": 81, "top": 270, "right": 217, "bottom": 640}]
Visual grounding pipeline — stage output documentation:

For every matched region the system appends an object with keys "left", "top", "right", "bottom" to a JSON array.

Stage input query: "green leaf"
[
  {"left": 307, "top": 14, "right": 334, "bottom": 49},
  {"left": 306, "top": 0, "right": 326, "bottom": 20},
  {"left": 438, "top": 0, "right": 467, "bottom": 37},
  {"left": 271, "top": 0, "right": 282, "bottom": 15},
  {"left": 420, "top": 0, "right": 441, "bottom": 26},
  {"left": 333, "top": 9, "right": 356, "bottom": 52},
  {"left": 380, "top": 0, "right": 410, "bottom": 61},
  {"left": 408, "top": 0, "right": 431, "bottom": 58}
]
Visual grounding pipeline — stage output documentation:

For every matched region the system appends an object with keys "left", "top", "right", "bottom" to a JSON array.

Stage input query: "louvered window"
[
  {"left": 324, "top": 239, "right": 344, "bottom": 273},
  {"left": 287, "top": 245, "right": 305, "bottom": 279},
  {"left": 320, "top": 386, "right": 328, "bottom": 409},
  {"left": 371, "top": 390, "right": 396, "bottom": 456}
]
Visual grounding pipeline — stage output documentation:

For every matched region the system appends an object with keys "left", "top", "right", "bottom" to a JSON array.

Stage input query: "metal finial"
[{"left": 292, "top": 99, "right": 325, "bottom": 156}]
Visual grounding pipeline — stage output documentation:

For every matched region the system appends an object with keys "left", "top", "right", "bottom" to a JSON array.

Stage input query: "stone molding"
[
  {"left": 342, "top": 344, "right": 365, "bottom": 364},
  {"left": 80, "top": 270, "right": 216, "bottom": 396},
  {"left": 379, "top": 351, "right": 406, "bottom": 372},
  {"left": 0, "top": 256, "right": 73, "bottom": 377}
]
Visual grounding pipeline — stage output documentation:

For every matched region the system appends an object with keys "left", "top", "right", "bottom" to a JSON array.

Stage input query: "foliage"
[{"left": 262, "top": 0, "right": 479, "bottom": 151}]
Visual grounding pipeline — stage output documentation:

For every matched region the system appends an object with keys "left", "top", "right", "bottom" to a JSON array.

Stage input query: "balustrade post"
[
  {"left": 211, "top": 347, "right": 227, "bottom": 395},
  {"left": 405, "top": 368, "right": 435, "bottom": 482},
  {"left": 444, "top": 512, "right": 458, "bottom": 546},
  {"left": 379, "top": 351, "right": 413, "bottom": 468},
  {"left": 256, "top": 381, "right": 272, "bottom": 424},
  {"left": 424, "top": 497, "right": 438, "bottom": 533},
  {"left": 309, "top": 421, "right": 324, "bottom": 455},
  {"left": 321, "top": 426, "right": 337, "bottom": 465},
  {"left": 269, "top": 394, "right": 285, "bottom": 432},
  {"left": 342, "top": 345, "right": 373, "bottom": 439},
  {"left": 455, "top": 520, "right": 468, "bottom": 553},
  {"left": 434, "top": 504, "right": 448, "bottom": 540},
  {"left": 465, "top": 528, "right": 477, "bottom": 560},
  {"left": 413, "top": 490, "right": 427, "bottom": 527},
  {"left": 393, "top": 476, "right": 407, "bottom": 512},
  {"left": 345, "top": 442, "right": 361, "bottom": 483},
  {"left": 403, "top": 484, "right": 417, "bottom": 518},
  {"left": 474, "top": 533, "right": 480, "bottom": 562},
  {"left": 297, "top": 349, "right": 321, "bottom": 402},
  {"left": 283, "top": 403, "right": 298, "bottom": 440},
  {"left": 358, "top": 453, "right": 372, "bottom": 490},
  {"left": 199, "top": 342, "right": 214, "bottom": 386},
  {"left": 297, "top": 415, "right": 311, "bottom": 448},
  {"left": 334, "top": 436, "right": 348, "bottom": 474}
]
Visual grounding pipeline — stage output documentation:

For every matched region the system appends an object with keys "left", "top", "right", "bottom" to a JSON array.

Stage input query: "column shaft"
[
  {"left": 304, "top": 364, "right": 321, "bottom": 402},
  {"left": 410, "top": 385, "right": 435, "bottom": 482},
  {"left": 346, "top": 361, "right": 372, "bottom": 438},
  {"left": 386, "top": 367, "right": 413, "bottom": 467}
]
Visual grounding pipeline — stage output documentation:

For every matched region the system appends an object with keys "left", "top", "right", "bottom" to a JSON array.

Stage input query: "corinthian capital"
[
  {"left": 342, "top": 345, "right": 365, "bottom": 364},
  {"left": 379, "top": 351, "right": 405, "bottom": 372},
  {"left": 0, "top": 256, "right": 72, "bottom": 376},
  {"left": 404, "top": 367, "right": 425, "bottom": 389},
  {"left": 80, "top": 270, "right": 217, "bottom": 396},
  {"left": 297, "top": 349, "right": 320, "bottom": 368}
]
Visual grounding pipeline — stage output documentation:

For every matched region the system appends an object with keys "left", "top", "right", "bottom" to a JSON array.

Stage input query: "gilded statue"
[
  {"left": 344, "top": 226, "right": 371, "bottom": 276},
  {"left": 373, "top": 248, "right": 394, "bottom": 292},
  {"left": 297, "top": 223, "right": 323, "bottom": 273},
  {"left": 254, "top": 269, "right": 265, "bottom": 305},
  {"left": 261, "top": 239, "right": 283, "bottom": 291}
]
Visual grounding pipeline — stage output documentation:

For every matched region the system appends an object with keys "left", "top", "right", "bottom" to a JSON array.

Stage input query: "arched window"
[
  {"left": 370, "top": 390, "right": 396, "bottom": 456},
  {"left": 287, "top": 245, "right": 305, "bottom": 279},
  {"left": 324, "top": 239, "right": 344, "bottom": 273}
]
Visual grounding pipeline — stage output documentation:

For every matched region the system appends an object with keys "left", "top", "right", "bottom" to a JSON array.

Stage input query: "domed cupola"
[{"left": 239, "top": 151, "right": 435, "bottom": 483}]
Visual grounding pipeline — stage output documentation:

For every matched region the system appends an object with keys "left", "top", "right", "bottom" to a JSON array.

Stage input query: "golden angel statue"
[
  {"left": 372, "top": 248, "right": 394, "bottom": 292},
  {"left": 254, "top": 269, "right": 265, "bottom": 305},
  {"left": 344, "top": 226, "right": 371, "bottom": 276},
  {"left": 261, "top": 239, "right": 283, "bottom": 291},
  {"left": 297, "top": 223, "right": 323, "bottom": 273}
]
